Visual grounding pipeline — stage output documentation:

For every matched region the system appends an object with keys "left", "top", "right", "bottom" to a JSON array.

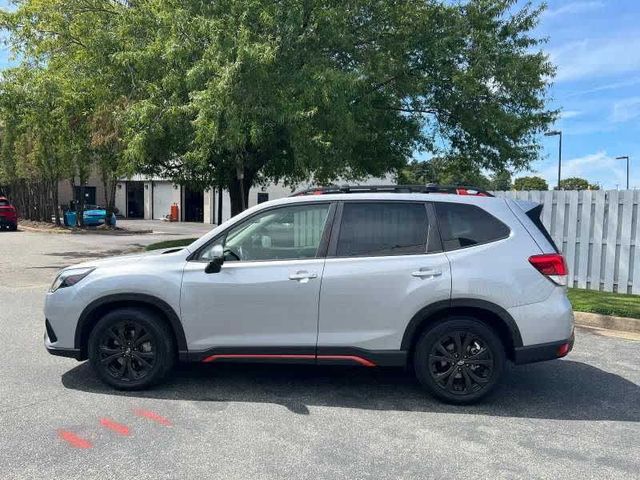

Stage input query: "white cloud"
[
  {"left": 533, "top": 151, "right": 628, "bottom": 189},
  {"left": 544, "top": 1, "right": 604, "bottom": 18},
  {"left": 560, "top": 110, "right": 582, "bottom": 119},
  {"left": 550, "top": 37, "right": 640, "bottom": 82},
  {"left": 611, "top": 97, "right": 640, "bottom": 123},
  {"left": 566, "top": 77, "right": 640, "bottom": 97}
]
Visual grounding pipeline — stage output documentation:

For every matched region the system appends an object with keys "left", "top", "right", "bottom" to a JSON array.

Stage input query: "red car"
[{"left": 0, "top": 197, "right": 18, "bottom": 231}]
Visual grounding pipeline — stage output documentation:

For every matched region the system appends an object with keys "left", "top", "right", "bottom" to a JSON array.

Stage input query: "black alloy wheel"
[
  {"left": 97, "top": 321, "right": 157, "bottom": 382},
  {"left": 428, "top": 331, "right": 494, "bottom": 396},
  {"left": 88, "top": 308, "right": 174, "bottom": 390},
  {"left": 414, "top": 317, "right": 505, "bottom": 404}
]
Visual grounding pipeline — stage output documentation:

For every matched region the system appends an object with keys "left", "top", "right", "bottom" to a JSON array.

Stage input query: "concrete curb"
[{"left": 574, "top": 311, "right": 640, "bottom": 334}]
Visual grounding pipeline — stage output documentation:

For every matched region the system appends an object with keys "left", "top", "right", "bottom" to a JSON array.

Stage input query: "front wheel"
[
  {"left": 413, "top": 317, "right": 505, "bottom": 404},
  {"left": 88, "top": 308, "right": 175, "bottom": 390}
]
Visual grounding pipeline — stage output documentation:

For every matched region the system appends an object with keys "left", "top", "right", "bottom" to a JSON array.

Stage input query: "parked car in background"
[
  {"left": 82, "top": 205, "right": 109, "bottom": 226},
  {"left": 64, "top": 205, "right": 116, "bottom": 227},
  {"left": 44, "top": 184, "right": 574, "bottom": 404},
  {"left": 0, "top": 197, "right": 18, "bottom": 231}
]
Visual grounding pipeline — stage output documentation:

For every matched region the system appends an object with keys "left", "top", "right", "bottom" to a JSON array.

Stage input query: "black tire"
[
  {"left": 88, "top": 308, "right": 175, "bottom": 390},
  {"left": 413, "top": 317, "right": 505, "bottom": 404},
  {"left": 9, "top": 223, "right": 17, "bottom": 232}
]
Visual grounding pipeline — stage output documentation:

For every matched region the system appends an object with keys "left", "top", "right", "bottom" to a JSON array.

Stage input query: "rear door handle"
[
  {"left": 289, "top": 271, "right": 318, "bottom": 283},
  {"left": 412, "top": 268, "right": 442, "bottom": 278}
]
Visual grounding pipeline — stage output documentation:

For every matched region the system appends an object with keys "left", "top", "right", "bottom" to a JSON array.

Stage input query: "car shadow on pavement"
[{"left": 61, "top": 359, "right": 640, "bottom": 421}]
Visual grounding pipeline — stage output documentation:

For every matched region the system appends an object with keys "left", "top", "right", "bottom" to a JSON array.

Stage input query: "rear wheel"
[
  {"left": 88, "top": 308, "right": 175, "bottom": 390},
  {"left": 9, "top": 223, "right": 17, "bottom": 231},
  {"left": 413, "top": 317, "right": 505, "bottom": 404}
]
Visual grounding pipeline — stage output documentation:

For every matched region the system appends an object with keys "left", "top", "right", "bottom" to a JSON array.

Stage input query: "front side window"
[
  {"left": 199, "top": 203, "right": 331, "bottom": 262},
  {"left": 434, "top": 202, "right": 510, "bottom": 251},
  {"left": 336, "top": 202, "right": 429, "bottom": 257}
]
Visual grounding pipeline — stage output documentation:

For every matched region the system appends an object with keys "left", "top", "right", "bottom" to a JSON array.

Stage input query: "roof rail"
[{"left": 291, "top": 184, "right": 494, "bottom": 197}]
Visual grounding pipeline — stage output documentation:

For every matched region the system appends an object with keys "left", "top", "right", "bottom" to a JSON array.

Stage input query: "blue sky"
[{"left": 0, "top": 1, "right": 638, "bottom": 189}]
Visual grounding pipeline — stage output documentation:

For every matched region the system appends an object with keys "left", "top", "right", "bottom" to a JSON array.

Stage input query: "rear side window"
[
  {"left": 526, "top": 204, "right": 559, "bottom": 253},
  {"left": 336, "top": 202, "right": 429, "bottom": 257},
  {"left": 434, "top": 202, "right": 510, "bottom": 251}
]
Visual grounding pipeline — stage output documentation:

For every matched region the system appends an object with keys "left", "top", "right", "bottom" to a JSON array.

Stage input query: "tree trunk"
[
  {"left": 78, "top": 181, "right": 86, "bottom": 228},
  {"left": 52, "top": 179, "right": 61, "bottom": 226},
  {"left": 217, "top": 184, "right": 223, "bottom": 224},
  {"left": 227, "top": 173, "right": 253, "bottom": 217}
]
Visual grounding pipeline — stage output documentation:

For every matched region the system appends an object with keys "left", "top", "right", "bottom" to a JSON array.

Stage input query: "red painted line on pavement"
[
  {"left": 58, "top": 430, "right": 92, "bottom": 449},
  {"left": 133, "top": 409, "right": 172, "bottom": 426},
  {"left": 99, "top": 418, "right": 131, "bottom": 436}
]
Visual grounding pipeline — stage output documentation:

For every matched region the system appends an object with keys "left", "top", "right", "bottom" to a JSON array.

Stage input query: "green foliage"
[
  {"left": 1, "top": 0, "right": 557, "bottom": 215},
  {"left": 557, "top": 177, "right": 600, "bottom": 191},
  {"left": 489, "top": 170, "right": 512, "bottom": 191},
  {"left": 513, "top": 175, "right": 548, "bottom": 191}
]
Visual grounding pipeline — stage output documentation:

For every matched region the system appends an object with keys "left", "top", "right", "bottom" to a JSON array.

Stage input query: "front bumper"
[
  {"left": 513, "top": 329, "right": 575, "bottom": 365},
  {"left": 44, "top": 318, "right": 82, "bottom": 360}
]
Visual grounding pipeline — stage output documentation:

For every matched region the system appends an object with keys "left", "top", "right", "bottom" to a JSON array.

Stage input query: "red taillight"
[
  {"left": 556, "top": 342, "right": 570, "bottom": 357},
  {"left": 529, "top": 254, "right": 568, "bottom": 285}
]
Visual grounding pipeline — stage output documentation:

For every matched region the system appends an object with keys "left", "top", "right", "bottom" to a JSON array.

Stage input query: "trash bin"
[{"left": 65, "top": 211, "right": 77, "bottom": 227}]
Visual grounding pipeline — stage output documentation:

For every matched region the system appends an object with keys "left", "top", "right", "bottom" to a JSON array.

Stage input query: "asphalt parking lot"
[{"left": 0, "top": 226, "right": 639, "bottom": 479}]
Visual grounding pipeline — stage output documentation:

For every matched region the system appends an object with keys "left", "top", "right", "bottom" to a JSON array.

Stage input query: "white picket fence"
[{"left": 493, "top": 190, "right": 640, "bottom": 294}]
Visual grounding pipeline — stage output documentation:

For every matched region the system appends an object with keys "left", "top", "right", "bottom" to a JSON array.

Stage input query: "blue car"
[
  {"left": 83, "top": 205, "right": 108, "bottom": 226},
  {"left": 64, "top": 205, "right": 115, "bottom": 227}
]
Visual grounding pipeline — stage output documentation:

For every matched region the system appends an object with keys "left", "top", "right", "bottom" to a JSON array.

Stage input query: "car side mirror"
[{"left": 204, "top": 244, "right": 224, "bottom": 274}]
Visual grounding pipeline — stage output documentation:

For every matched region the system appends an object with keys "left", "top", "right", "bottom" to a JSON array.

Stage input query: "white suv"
[{"left": 45, "top": 185, "right": 574, "bottom": 404}]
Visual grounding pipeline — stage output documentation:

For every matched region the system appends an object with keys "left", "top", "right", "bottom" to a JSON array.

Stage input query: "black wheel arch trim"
[
  {"left": 75, "top": 293, "right": 188, "bottom": 357},
  {"left": 401, "top": 298, "right": 524, "bottom": 351}
]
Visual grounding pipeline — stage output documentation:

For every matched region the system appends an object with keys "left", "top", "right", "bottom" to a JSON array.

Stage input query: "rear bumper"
[
  {"left": 513, "top": 330, "right": 574, "bottom": 365},
  {"left": 0, "top": 216, "right": 17, "bottom": 225}
]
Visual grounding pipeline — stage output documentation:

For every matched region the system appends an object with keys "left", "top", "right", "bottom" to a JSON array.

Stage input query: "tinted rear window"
[
  {"left": 434, "top": 202, "right": 510, "bottom": 251},
  {"left": 526, "top": 204, "right": 559, "bottom": 253},
  {"left": 0, "top": 199, "right": 9, "bottom": 206},
  {"left": 336, "top": 202, "right": 429, "bottom": 257}
]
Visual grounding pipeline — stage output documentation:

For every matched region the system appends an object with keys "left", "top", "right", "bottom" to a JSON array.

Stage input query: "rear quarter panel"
[{"left": 443, "top": 198, "right": 554, "bottom": 309}]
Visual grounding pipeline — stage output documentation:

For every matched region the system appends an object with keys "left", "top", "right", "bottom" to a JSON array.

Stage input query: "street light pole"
[
  {"left": 616, "top": 156, "right": 630, "bottom": 190},
  {"left": 544, "top": 130, "right": 563, "bottom": 189}
]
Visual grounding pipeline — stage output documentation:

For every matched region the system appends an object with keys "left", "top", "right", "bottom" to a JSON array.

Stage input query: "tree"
[
  {"left": 2, "top": 0, "right": 557, "bottom": 216},
  {"left": 557, "top": 177, "right": 599, "bottom": 191},
  {"left": 490, "top": 170, "right": 512, "bottom": 191},
  {"left": 119, "top": 0, "right": 556, "bottom": 214},
  {"left": 513, "top": 176, "right": 548, "bottom": 191},
  {"left": 398, "top": 157, "right": 491, "bottom": 189}
]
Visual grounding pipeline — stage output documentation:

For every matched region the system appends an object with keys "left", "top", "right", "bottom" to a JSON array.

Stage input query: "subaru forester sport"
[{"left": 45, "top": 185, "right": 574, "bottom": 404}]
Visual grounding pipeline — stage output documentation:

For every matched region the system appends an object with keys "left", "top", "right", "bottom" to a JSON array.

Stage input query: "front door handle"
[
  {"left": 412, "top": 268, "right": 442, "bottom": 278},
  {"left": 289, "top": 271, "right": 318, "bottom": 283}
]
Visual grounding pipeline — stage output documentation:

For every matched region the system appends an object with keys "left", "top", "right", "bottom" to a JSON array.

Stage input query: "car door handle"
[
  {"left": 411, "top": 268, "right": 442, "bottom": 278},
  {"left": 289, "top": 271, "right": 318, "bottom": 283}
]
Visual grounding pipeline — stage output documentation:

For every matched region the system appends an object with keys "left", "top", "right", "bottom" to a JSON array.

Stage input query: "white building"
[{"left": 109, "top": 174, "right": 394, "bottom": 224}]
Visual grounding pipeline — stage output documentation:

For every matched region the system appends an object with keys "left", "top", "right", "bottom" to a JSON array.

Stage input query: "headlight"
[{"left": 50, "top": 267, "right": 95, "bottom": 292}]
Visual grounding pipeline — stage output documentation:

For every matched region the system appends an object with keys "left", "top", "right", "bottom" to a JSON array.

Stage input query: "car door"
[
  {"left": 181, "top": 202, "right": 334, "bottom": 355},
  {"left": 317, "top": 201, "right": 451, "bottom": 358}
]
